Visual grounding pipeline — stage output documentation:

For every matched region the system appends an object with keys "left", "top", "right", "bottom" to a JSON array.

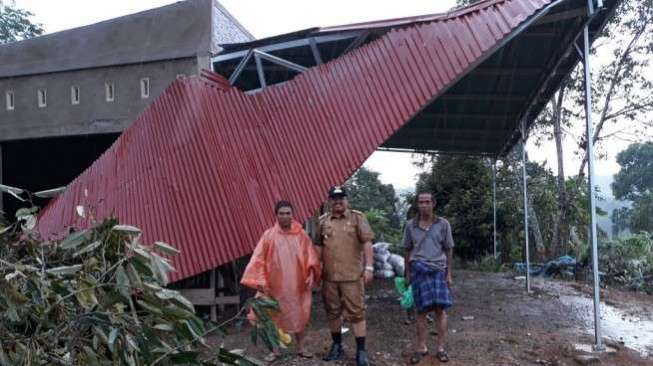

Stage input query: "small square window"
[
  {"left": 71, "top": 86, "right": 80, "bottom": 105},
  {"left": 5, "top": 91, "right": 14, "bottom": 111},
  {"left": 37, "top": 89, "right": 47, "bottom": 108},
  {"left": 140, "top": 78, "right": 150, "bottom": 99},
  {"left": 105, "top": 82, "right": 114, "bottom": 102}
]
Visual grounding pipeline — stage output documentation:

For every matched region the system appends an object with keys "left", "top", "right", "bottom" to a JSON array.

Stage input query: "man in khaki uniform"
[{"left": 315, "top": 186, "right": 374, "bottom": 366}]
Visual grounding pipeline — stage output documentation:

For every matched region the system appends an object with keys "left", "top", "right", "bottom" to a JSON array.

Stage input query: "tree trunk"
[
  {"left": 527, "top": 190, "right": 546, "bottom": 261},
  {"left": 501, "top": 233, "right": 512, "bottom": 264},
  {"left": 514, "top": 153, "right": 546, "bottom": 261},
  {"left": 552, "top": 86, "right": 569, "bottom": 257},
  {"left": 576, "top": 21, "right": 650, "bottom": 184}
]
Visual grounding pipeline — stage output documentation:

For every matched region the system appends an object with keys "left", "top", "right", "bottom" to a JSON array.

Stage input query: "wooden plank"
[
  {"left": 217, "top": 270, "right": 226, "bottom": 312},
  {"left": 180, "top": 288, "right": 215, "bottom": 305},
  {"left": 179, "top": 289, "right": 240, "bottom": 306},
  {"left": 215, "top": 296, "right": 240, "bottom": 305}
]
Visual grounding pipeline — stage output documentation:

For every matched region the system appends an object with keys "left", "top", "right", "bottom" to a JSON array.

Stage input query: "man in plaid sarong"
[
  {"left": 410, "top": 260, "right": 453, "bottom": 312},
  {"left": 403, "top": 192, "right": 454, "bottom": 364}
]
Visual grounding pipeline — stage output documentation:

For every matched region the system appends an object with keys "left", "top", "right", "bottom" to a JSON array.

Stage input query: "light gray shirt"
[{"left": 402, "top": 217, "right": 454, "bottom": 272}]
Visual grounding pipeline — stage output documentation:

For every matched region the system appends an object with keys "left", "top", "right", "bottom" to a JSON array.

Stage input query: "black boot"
[
  {"left": 323, "top": 343, "right": 344, "bottom": 362},
  {"left": 356, "top": 349, "right": 369, "bottom": 366}
]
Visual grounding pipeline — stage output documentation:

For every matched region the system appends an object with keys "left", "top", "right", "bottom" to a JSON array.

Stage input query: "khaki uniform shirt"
[{"left": 315, "top": 209, "right": 375, "bottom": 282}]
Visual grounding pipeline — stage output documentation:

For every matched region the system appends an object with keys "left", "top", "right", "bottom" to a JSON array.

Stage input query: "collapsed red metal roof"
[{"left": 38, "top": 0, "right": 559, "bottom": 281}]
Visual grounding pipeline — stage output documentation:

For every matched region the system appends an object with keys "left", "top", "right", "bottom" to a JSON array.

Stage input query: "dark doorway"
[{"left": 1, "top": 133, "right": 119, "bottom": 220}]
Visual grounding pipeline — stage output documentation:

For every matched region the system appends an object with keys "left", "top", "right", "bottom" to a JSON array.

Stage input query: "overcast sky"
[{"left": 14, "top": 0, "right": 646, "bottom": 190}]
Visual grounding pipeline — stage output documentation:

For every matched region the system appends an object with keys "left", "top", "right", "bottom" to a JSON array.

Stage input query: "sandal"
[
  {"left": 264, "top": 352, "right": 279, "bottom": 363},
  {"left": 410, "top": 350, "right": 428, "bottom": 364},
  {"left": 435, "top": 351, "right": 449, "bottom": 363},
  {"left": 297, "top": 351, "right": 313, "bottom": 358}
]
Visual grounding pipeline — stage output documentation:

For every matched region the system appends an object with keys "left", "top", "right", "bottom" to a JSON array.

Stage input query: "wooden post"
[
  {"left": 217, "top": 269, "right": 226, "bottom": 314},
  {"left": 0, "top": 143, "right": 3, "bottom": 214},
  {"left": 210, "top": 269, "right": 217, "bottom": 322},
  {"left": 180, "top": 266, "right": 240, "bottom": 321}
]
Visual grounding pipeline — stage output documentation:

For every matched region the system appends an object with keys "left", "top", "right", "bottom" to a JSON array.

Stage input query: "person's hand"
[
  {"left": 446, "top": 274, "right": 453, "bottom": 288},
  {"left": 257, "top": 285, "right": 271, "bottom": 296},
  {"left": 363, "top": 270, "right": 373, "bottom": 284},
  {"left": 305, "top": 275, "right": 314, "bottom": 290}
]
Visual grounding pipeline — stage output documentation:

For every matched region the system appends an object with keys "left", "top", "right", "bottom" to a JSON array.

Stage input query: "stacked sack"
[{"left": 372, "top": 242, "right": 405, "bottom": 279}]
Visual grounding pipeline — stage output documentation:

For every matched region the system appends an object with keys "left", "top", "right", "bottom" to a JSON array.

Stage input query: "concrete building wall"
[{"left": 0, "top": 57, "right": 202, "bottom": 142}]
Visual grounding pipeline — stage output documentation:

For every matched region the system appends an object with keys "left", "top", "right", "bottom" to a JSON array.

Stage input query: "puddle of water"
[
  {"left": 560, "top": 295, "right": 653, "bottom": 358},
  {"left": 573, "top": 343, "right": 617, "bottom": 354}
]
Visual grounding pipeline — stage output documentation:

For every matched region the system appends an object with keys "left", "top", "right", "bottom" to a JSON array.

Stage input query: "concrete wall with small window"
[{"left": 0, "top": 58, "right": 200, "bottom": 142}]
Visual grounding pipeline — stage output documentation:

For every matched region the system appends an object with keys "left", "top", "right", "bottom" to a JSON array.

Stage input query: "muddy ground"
[{"left": 214, "top": 271, "right": 653, "bottom": 365}]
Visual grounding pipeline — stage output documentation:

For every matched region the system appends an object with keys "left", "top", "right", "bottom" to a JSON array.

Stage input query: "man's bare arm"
[
  {"left": 404, "top": 251, "right": 411, "bottom": 283},
  {"left": 446, "top": 248, "right": 453, "bottom": 286}
]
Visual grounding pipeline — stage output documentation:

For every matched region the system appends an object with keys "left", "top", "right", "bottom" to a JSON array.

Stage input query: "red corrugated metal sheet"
[{"left": 38, "top": 0, "right": 553, "bottom": 282}]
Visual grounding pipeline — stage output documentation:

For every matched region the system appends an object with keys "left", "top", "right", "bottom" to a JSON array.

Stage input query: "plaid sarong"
[{"left": 410, "top": 260, "right": 453, "bottom": 312}]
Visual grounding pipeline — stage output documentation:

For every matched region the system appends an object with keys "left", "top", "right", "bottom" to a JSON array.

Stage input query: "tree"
[
  {"left": 0, "top": 187, "right": 281, "bottom": 365},
  {"left": 611, "top": 206, "right": 631, "bottom": 237},
  {"left": 574, "top": 0, "right": 653, "bottom": 181},
  {"left": 612, "top": 142, "right": 653, "bottom": 201},
  {"left": 344, "top": 167, "right": 401, "bottom": 242},
  {"left": 627, "top": 193, "right": 653, "bottom": 233},
  {"left": 0, "top": 2, "right": 43, "bottom": 44},
  {"left": 550, "top": 85, "right": 572, "bottom": 256},
  {"left": 416, "top": 155, "right": 493, "bottom": 260},
  {"left": 414, "top": 152, "right": 605, "bottom": 263},
  {"left": 612, "top": 142, "right": 653, "bottom": 232}
]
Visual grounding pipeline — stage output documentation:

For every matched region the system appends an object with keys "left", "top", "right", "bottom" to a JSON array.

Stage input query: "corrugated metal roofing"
[{"left": 39, "top": 0, "right": 560, "bottom": 282}]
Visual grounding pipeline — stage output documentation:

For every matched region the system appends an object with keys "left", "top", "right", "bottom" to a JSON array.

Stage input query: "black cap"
[{"left": 328, "top": 185, "right": 347, "bottom": 198}]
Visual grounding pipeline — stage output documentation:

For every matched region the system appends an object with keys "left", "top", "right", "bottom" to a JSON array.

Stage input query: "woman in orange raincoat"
[{"left": 241, "top": 200, "right": 321, "bottom": 361}]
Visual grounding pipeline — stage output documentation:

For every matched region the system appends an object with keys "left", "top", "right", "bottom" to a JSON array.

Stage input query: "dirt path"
[{"left": 215, "top": 271, "right": 653, "bottom": 365}]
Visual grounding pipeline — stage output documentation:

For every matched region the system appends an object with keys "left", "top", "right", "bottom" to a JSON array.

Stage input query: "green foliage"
[
  {"left": 364, "top": 209, "right": 401, "bottom": 246},
  {"left": 345, "top": 167, "right": 401, "bottom": 243},
  {"left": 247, "top": 297, "right": 286, "bottom": 354},
  {"left": 628, "top": 192, "right": 653, "bottom": 233},
  {"left": 416, "top": 156, "right": 492, "bottom": 260},
  {"left": 612, "top": 143, "right": 653, "bottom": 233},
  {"left": 0, "top": 2, "right": 43, "bottom": 44},
  {"left": 612, "top": 142, "right": 653, "bottom": 202},
  {"left": 611, "top": 206, "right": 631, "bottom": 237},
  {"left": 414, "top": 153, "right": 605, "bottom": 262},
  {"left": 0, "top": 205, "right": 277, "bottom": 365},
  {"left": 465, "top": 255, "right": 505, "bottom": 273},
  {"left": 598, "top": 232, "right": 653, "bottom": 293}
]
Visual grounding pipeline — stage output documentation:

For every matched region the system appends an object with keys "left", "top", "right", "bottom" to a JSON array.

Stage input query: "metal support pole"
[
  {"left": 582, "top": 14, "right": 604, "bottom": 351},
  {"left": 228, "top": 49, "right": 254, "bottom": 86},
  {"left": 309, "top": 37, "right": 323, "bottom": 65},
  {"left": 521, "top": 121, "right": 531, "bottom": 293},
  {"left": 492, "top": 160, "right": 498, "bottom": 259},
  {"left": 253, "top": 50, "right": 307, "bottom": 73},
  {"left": 254, "top": 53, "right": 267, "bottom": 89},
  {"left": 0, "top": 143, "right": 3, "bottom": 215}
]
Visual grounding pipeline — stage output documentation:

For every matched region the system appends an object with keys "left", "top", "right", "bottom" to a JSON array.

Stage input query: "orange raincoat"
[{"left": 241, "top": 221, "right": 321, "bottom": 333}]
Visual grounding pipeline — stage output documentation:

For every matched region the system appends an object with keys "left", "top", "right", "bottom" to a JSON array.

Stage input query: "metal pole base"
[{"left": 592, "top": 344, "right": 607, "bottom": 352}]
